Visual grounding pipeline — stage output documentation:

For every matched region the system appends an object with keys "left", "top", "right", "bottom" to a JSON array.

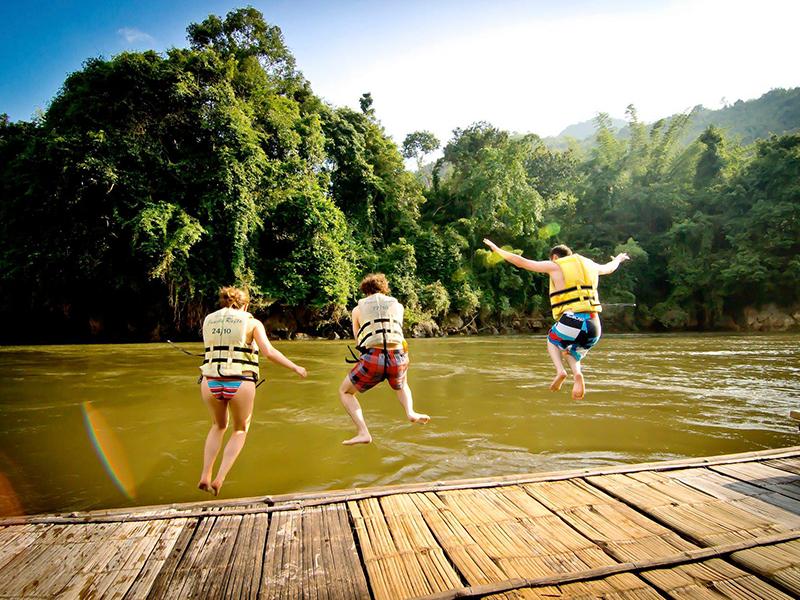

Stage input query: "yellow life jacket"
[
  {"left": 200, "top": 307, "right": 259, "bottom": 379},
  {"left": 549, "top": 254, "right": 602, "bottom": 319},
  {"left": 356, "top": 294, "right": 405, "bottom": 349}
]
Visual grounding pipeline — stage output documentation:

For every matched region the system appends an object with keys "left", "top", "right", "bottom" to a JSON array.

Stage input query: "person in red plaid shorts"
[{"left": 338, "top": 273, "right": 430, "bottom": 445}]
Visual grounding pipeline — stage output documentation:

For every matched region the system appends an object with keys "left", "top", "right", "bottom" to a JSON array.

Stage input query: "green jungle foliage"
[
  {"left": 544, "top": 87, "right": 800, "bottom": 151},
  {"left": 1, "top": 8, "right": 799, "bottom": 341}
]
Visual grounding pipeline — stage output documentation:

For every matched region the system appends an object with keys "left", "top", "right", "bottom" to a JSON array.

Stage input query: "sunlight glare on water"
[{"left": 0, "top": 333, "right": 798, "bottom": 515}]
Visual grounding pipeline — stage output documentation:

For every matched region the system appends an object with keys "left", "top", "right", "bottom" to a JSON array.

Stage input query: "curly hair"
[{"left": 359, "top": 273, "right": 391, "bottom": 296}]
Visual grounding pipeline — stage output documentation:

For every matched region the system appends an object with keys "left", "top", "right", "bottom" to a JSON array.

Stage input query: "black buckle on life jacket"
[{"left": 345, "top": 345, "right": 363, "bottom": 364}]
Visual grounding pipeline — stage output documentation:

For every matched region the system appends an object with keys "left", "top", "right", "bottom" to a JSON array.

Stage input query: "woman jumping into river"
[{"left": 198, "top": 286, "right": 307, "bottom": 496}]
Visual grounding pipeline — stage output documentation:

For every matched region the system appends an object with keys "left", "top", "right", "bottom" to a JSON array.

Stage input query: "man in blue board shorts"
[{"left": 483, "top": 239, "right": 629, "bottom": 400}]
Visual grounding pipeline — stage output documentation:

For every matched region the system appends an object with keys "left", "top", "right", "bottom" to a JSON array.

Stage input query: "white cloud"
[{"left": 117, "top": 27, "right": 155, "bottom": 45}]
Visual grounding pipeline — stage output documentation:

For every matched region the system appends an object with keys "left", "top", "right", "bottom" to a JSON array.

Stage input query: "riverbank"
[
  {"left": 264, "top": 302, "right": 800, "bottom": 341},
  {"left": 1, "top": 302, "right": 798, "bottom": 345}
]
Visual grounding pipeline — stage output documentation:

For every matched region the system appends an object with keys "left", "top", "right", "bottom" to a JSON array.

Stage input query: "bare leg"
[
  {"left": 394, "top": 381, "right": 429, "bottom": 424},
  {"left": 198, "top": 380, "right": 228, "bottom": 494},
  {"left": 547, "top": 340, "right": 567, "bottom": 391},
  {"left": 210, "top": 381, "right": 255, "bottom": 495},
  {"left": 565, "top": 354, "right": 585, "bottom": 399},
  {"left": 339, "top": 376, "right": 372, "bottom": 445}
]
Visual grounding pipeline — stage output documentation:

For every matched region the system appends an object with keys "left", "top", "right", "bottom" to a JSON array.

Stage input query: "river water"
[{"left": 1, "top": 333, "right": 798, "bottom": 516}]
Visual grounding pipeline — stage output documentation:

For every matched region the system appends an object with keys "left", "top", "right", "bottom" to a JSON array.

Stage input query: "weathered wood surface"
[{"left": 0, "top": 447, "right": 799, "bottom": 598}]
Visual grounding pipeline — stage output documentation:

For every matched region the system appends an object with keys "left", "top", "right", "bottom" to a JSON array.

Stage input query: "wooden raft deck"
[{"left": 2, "top": 448, "right": 800, "bottom": 599}]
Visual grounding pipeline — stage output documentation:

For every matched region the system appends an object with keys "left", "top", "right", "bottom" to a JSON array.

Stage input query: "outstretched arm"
[
  {"left": 595, "top": 252, "right": 631, "bottom": 275},
  {"left": 252, "top": 321, "right": 307, "bottom": 378},
  {"left": 483, "top": 238, "right": 559, "bottom": 274}
]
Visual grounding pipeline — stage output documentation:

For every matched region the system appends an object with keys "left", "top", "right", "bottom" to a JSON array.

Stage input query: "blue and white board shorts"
[{"left": 548, "top": 312, "right": 601, "bottom": 361}]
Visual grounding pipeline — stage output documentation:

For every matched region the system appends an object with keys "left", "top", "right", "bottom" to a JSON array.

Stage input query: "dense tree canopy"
[{"left": 1, "top": 7, "right": 798, "bottom": 342}]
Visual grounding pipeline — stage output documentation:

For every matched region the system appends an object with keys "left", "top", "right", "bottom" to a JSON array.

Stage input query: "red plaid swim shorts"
[{"left": 348, "top": 348, "right": 409, "bottom": 393}]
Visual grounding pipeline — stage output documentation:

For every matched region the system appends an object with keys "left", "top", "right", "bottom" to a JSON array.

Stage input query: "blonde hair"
[
  {"left": 218, "top": 286, "right": 250, "bottom": 309},
  {"left": 359, "top": 273, "right": 390, "bottom": 296}
]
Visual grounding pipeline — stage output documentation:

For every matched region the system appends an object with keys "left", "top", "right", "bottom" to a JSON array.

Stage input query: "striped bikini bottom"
[{"left": 206, "top": 379, "right": 245, "bottom": 401}]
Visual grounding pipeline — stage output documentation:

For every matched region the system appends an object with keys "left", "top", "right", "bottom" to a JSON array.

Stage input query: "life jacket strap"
[
  {"left": 551, "top": 293, "right": 600, "bottom": 309},
  {"left": 204, "top": 346, "right": 258, "bottom": 354},
  {"left": 355, "top": 318, "right": 402, "bottom": 339},
  {"left": 202, "top": 357, "right": 260, "bottom": 367}
]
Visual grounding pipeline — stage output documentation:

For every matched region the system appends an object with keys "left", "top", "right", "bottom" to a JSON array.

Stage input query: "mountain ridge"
[{"left": 541, "top": 86, "right": 800, "bottom": 150}]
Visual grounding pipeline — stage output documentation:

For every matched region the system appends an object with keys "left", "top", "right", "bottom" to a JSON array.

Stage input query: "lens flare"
[
  {"left": 0, "top": 470, "right": 23, "bottom": 517},
  {"left": 485, "top": 249, "right": 506, "bottom": 266},
  {"left": 538, "top": 222, "right": 561, "bottom": 239},
  {"left": 81, "top": 401, "right": 136, "bottom": 500}
]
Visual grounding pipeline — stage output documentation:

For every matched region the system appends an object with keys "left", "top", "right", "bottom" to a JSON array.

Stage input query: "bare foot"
[
  {"left": 572, "top": 373, "right": 585, "bottom": 400},
  {"left": 342, "top": 433, "right": 372, "bottom": 445},
  {"left": 209, "top": 479, "right": 222, "bottom": 496},
  {"left": 408, "top": 412, "right": 430, "bottom": 424},
  {"left": 550, "top": 371, "right": 567, "bottom": 392},
  {"left": 197, "top": 480, "right": 213, "bottom": 494}
]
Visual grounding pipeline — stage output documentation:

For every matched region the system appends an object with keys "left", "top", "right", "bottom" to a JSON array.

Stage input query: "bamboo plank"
[
  {"left": 348, "top": 499, "right": 390, "bottom": 599},
  {"left": 485, "top": 573, "right": 663, "bottom": 599},
  {"left": 432, "top": 485, "right": 611, "bottom": 596},
  {"left": 148, "top": 515, "right": 218, "bottom": 599},
  {"left": 48, "top": 522, "right": 147, "bottom": 598},
  {"left": 524, "top": 478, "right": 698, "bottom": 562},
  {"left": 642, "top": 557, "right": 792, "bottom": 599},
  {"left": 320, "top": 504, "right": 370, "bottom": 600},
  {"left": 0, "top": 524, "right": 43, "bottom": 572},
  {"left": 301, "top": 505, "right": 324, "bottom": 600},
  {"left": 0, "top": 523, "right": 121, "bottom": 598},
  {"left": 220, "top": 513, "right": 269, "bottom": 600},
  {"left": 711, "top": 462, "right": 800, "bottom": 501},
  {"left": 763, "top": 457, "right": 800, "bottom": 476},
  {"left": 381, "top": 494, "right": 463, "bottom": 593},
  {"left": 349, "top": 497, "right": 434, "bottom": 599},
  {"left": 180, "top": 514, "right": 242, "bottom": 599},
  {"left": 731, "top": 539, "right": 800, "bottom": 596},
  {"left": 140, "top": 519, "right": 199, "bottom": 599},
  {"left": 52, "top": 520, "right": 169, "bottom": 599},
  {"left": 411, "top": 491, "right": 508, "bottom": 585},
  {"left": 662, "top": 467, "right": 800, "bottom": 530},
  {"left": 121, "top": 518, "right": 190, "bottom": 600},
  {"left": 262, "top": 509, "right": 302, "bottom": 599},
  {"left": 587, "top": 470, "right": 788, "bottom": 546},
  {"left": 261, "top": 505, "right": 367, "bottom": 600},
  {"left": 415, "top": 531, "right": 800, "bottom": 600},
  {"left": 0, "top": 449, "right": 798, "bottom": 600},
  {"left": 515, "top": 479, "right": 698, "bottom": 598}
]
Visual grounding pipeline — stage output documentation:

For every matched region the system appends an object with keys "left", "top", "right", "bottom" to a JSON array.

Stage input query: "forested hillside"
[
  {"left": 1, "top": 8, "right": 798, "bottom": 343},
  {"left": 544, "top": 87, "right": 800, "bottom": 150}
]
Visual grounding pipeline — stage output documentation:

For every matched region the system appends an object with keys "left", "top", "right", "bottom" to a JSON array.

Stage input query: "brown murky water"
[{"left": 1, "top": 333, "right": 798, "bottom": 515}]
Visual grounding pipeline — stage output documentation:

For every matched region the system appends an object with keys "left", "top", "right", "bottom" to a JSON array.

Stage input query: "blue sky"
[{"left": 2, "top": 0, "right": 799, "bottom": 143}]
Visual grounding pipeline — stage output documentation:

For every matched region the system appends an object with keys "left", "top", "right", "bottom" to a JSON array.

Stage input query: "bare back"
[{"left": 547, "top": 266, "right": 566, "bottom": 293}]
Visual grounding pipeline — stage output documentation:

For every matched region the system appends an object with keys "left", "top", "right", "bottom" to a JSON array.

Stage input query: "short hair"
[
  {"left": 549, "top": 244, "right": 572, "bottom": 259},
  {"left": 359, "top": 273, "right": 390, "bottom": 296},
  {"left": 218, "top": 286, "right": 250, "bottom": 309}
]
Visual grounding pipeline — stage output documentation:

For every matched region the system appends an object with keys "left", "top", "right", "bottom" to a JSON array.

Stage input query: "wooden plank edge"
[
  {"left": 411, "top": 529, "right": 800, "bottom": 600},
  {"left": 4, "top": 446, "right": 800, "bottom": 527}
]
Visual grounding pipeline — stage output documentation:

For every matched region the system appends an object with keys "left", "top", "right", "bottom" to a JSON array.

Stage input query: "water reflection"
[{"left": 0, "top": 333, "right": 798, "bottom": 515}]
